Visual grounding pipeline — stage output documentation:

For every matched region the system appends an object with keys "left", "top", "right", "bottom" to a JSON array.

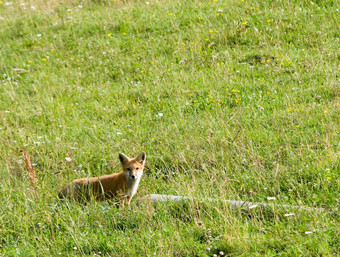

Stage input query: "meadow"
[{"left": 0, "top": 0, "right": 339, "bottom": 255}]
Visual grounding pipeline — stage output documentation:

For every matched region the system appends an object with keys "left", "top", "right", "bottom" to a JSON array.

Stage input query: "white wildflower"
[{"left": 65, "top": 157, "right": 72, "bottom": 162}]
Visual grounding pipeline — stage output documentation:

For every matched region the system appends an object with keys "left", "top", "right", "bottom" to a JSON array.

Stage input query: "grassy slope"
[{"left": 0, "top": 0, "right": 339, "bottom": 256}]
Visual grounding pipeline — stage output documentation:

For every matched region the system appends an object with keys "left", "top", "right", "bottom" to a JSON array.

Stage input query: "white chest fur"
[{"left": 125, "top": 172, "right": 143, "bottom": 198}]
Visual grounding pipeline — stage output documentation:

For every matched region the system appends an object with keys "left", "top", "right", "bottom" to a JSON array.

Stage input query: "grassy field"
[{"left": 0, "top": 0, "right": 339, "bottom": 255}]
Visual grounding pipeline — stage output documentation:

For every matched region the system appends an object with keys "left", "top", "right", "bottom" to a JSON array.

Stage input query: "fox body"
[{"left": 59, "top": 152, "right": 146, "bottom": 205}]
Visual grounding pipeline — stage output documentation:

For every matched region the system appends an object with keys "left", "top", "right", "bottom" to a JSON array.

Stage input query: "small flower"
[
  {"left": 206, "top": 247, "right": 210, "bottom": 251},
  {"left": 219, "top": 252, "right": 224, "bottom": 256},
  {"left": 28, "top": 60, "right": 32, "bottom": 63},
  {"left": 108, "top": 33, "right": 112, "bottom": 37},
  {"left": 326, "top": 177, "right": 331, "bottom": 180},
  {"left": 266, "top": 91, "right": 270, "bottom": 95},
  {"left": 305, "top": 231, "right": 313, "bottom": 234},
  {"left": 122, "top": 32, "right": 126, "bottom": 35},
  {"left": 267, "top": 197, "right": 276, "bottom": 200},
  {"left": 73, "top": 247, "right": 77, "bottom": 250},
  {"left": 267, "top": 19, "right": 271, "bottom": 23},
  {"left": 284, "top": 213, "right": 295, "bottom": 217},
  {"left": 51, "top": 48, "right": 55, "bottom": 52},
  {"left": 65, "top": 157, "right": 72, "bottom": 162},
  {"left": 42, "top": 58, "right": 47, "bottom": 62}
]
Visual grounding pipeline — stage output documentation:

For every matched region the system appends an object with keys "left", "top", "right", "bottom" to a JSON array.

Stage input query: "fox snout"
[{"left": 128, "top": 171, "right": 140, "bottom": 181}]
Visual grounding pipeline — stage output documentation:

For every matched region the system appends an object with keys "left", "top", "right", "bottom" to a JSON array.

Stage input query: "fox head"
[{"left": 119, "top": 152, "right": 146, "bottom": 181}]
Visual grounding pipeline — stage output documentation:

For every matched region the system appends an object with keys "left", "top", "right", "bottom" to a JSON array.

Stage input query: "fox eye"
[
  {"left": 136, "top": 167, "right": 139, "bottom": 170},
  {"left": 127, "top": 168, "right": 131, "bottom": 171}
]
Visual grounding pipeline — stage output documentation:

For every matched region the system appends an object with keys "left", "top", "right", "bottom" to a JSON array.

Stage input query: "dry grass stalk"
[{"left": 23, "top": 150, "right": 38, "bottom": 196}]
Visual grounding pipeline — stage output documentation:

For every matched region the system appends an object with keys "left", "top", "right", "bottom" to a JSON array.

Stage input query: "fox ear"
[
  {"left": 119, "top": 153, "right": 129, "bottom": 165},
  {"left": 136, "top": 152, "right": 146, "bottom": 164}
]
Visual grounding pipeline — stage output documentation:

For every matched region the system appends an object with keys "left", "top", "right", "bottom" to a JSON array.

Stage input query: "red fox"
[{"left": 58, "top": 152, "right": 146, "bottom": 205}]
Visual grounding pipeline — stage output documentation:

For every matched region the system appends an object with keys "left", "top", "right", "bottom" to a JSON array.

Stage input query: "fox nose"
[{"left": 131, "top": 175, "right": 136, "bottom": 180}]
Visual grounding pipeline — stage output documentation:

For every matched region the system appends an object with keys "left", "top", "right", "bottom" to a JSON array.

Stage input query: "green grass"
[{"left": 0, "top": 0, "right": 339, "bottom": 255}]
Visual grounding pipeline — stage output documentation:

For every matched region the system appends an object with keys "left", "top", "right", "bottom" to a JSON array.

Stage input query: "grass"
[{"left": 0, "top": 0, "right": 339, "bottom": 255}]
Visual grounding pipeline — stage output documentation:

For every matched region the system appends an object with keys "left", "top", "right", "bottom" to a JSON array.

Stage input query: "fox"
[{"left": 58, "top": 152, "right": 146, "bottom": 206}]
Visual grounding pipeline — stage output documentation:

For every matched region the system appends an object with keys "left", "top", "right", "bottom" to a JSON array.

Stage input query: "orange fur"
[{"left": 59, "top": 152, "right": 146, "bottom": 205}]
